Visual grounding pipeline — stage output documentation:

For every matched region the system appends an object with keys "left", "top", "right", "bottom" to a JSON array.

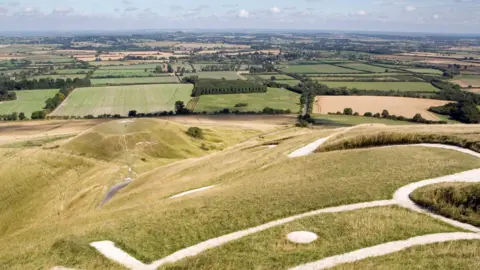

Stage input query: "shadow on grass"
[{"left": 311, "top": 118, "right": 352, "bottom": 128}]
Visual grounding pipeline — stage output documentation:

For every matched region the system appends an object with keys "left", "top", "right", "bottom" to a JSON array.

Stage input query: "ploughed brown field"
[{"left": 314, "top": 96, "right": 451, "bottom": 120}]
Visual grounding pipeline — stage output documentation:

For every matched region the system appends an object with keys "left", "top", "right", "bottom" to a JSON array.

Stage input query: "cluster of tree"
[
  {"left": 0, "top": 88, "right": 16, "bottom": 101},
  {"left": 210, "top": 107, "right": 291, "bottom": 115},
  {"left": 31, "top": 110, "right": 46, "bottom": 120},
  {"left": 0, "top": 112, "right": 26, "bottom": 121},
  {"left": 184, "top": 77, "right": 267, "bottom": 97},
  {"left": 429, "top": 102, "right": 480, "bottom": 124},
  {"left": 336, "top": 108, "right": 448, "bottom": 124},
  {"left": 200, "top": 64, "right": 239, "bottom": 72},
  {"left": 2, "top": 77, "right": 91, "bottom": 90},
  {"left": 123, "top": 55, "right": 169, "bottom": 61},
  {"left": 44, "top": 86, "right": 74, "bottom": 112},
  {"left": 186, "top": 127, "right": 203, "bottom": 139}
]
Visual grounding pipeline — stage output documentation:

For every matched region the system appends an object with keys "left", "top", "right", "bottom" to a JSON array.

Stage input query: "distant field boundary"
[{"left": 90, "top": 82, "right": 181, "bottom": 87}]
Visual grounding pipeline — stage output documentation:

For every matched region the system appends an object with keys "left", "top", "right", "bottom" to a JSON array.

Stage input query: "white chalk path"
[
  {"left": 89, "top": 137, "right": 480, "bottom": 270},
  {"left": 91, "top": 200, "right": 396, "bottom": 270},
  {"left": 290, "top": 232, "right": 480, "bottom": 270},
  {"left": 288, "top": 125, "right": 374, "bottom": 158},
  {"left": 169, "top": 185, "right": 217, "bottom": 199}
]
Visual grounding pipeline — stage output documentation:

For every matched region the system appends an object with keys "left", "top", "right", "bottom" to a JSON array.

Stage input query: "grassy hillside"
[
  {"left": 1, "top": 122, "right": 480, "bottom": 269},
  {"left": 411, "top": 183, "right": 480, "bottom": 227}
]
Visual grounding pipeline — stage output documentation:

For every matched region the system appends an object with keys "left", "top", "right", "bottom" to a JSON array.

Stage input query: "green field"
[
  {"left": 452, "top": 75, "right": 480, "bottom": 87},
  {"left": 256, "top": 74, "right": 294, "bottom": 80},
  {"left": 54, "top": 69, "right": 91, "bottom": 75},
  {"left": 92, "top": 69, "right": 157, "bottom": 77},
  {"left": 50, "top": 84, "right": 193, "bottom": 116},
  {"left": 91, "top": 76, "right": 179, "bottom": 86},
  {"left": 194, "top": 87, "right": 300, "bottom": 112},
  {"left": 29, "top": 74, "right": 86, "bottom": 80},
  {"left": 100, "top": 64, "right": 162, "bottom": 70},
  {"left": 312, "top": 114, "right": 412, "bottom": 126},
  {"left": 322, "top": 81, "right": 439, "bottom": 92},
  {"left": 306, "top": 73, "right": 407, "bottom": 77},
  {"left": 26, "top": 55, "right": 73, "bottom": 63},
  {"left": 0, "top": 90, "right": 58, "bottom": 116},
  {"left": 337, "top": 63, "right": 396, "bottom": 73},
  {"left": 406, "top": 68, "right": 444, "bottom": 74},
  {"left": 280, "top": 79, "right": 302, "bottom": 86},
  {"left": 282, "top": 64, "right": 365, "bottom": 74},
  {"left": 191, "top": 71, "right": 243, "bottom": 80}
]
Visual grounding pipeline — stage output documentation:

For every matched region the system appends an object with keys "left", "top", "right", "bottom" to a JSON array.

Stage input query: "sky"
[{"left": 0, "top": 0, "right": 479, "bottom": 33}]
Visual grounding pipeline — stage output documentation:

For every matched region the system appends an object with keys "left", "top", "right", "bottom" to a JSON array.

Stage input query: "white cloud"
[
  {"left": 270, "top": 7, "right": 281, "bottom": 13},
  {"left": 357, "top": 10, "right": 368, "bottom": 16},
  {"left": 53, "top": 7, "right": 74, "bottom": 15},
  {"left": 405, "top": 5, "right": 416, "bottom": 11},
  {"left": 238, "top": 9, "right": 249, "bottom": 18},
  {"left": 433, "top": 14, "right": 440, "bottom": 19}
]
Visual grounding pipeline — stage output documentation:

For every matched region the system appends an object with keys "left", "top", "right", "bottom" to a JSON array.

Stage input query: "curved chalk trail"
[
  {"left": 289, "top": 233, "right": 480, "bottom": 270},
  {"left": 169, "top": 185, "right": 217, "bottom": 199},
  {"left": 88, "top": 136, "right": 480, "bottom": 270}
]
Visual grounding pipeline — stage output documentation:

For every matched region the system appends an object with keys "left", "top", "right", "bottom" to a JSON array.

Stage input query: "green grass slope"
[{"left": 411, "top": 183, "right": 480, "bottom": 227}]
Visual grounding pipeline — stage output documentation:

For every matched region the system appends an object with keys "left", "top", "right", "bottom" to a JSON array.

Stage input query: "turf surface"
[
  {"left": 0, "top": 89, "right": 58, "bottom": 116},
  {"left": 50, "top": 84, "right": 193, "bottom": 116},
  {"left": 194, "top": 87, "right": 300, "bottom": 112},
  {"left": 91, "top": 76, "right": 179, "bottom": 85}
]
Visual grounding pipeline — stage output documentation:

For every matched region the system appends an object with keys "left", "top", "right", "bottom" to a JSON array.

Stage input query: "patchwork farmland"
[{"left": 50, "top": 84, "right": 193, "bottom": 116}]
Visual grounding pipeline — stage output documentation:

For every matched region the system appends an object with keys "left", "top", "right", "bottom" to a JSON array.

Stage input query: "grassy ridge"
[
  {"left": 411, "top": 183, "right": 480, "bottom": 227},
  {"left": 317, "top": 132, "right": 480, "bottom": 153}
]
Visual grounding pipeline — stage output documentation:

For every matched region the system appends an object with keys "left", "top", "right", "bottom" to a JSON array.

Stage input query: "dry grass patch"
[{"left": 314, "top": 96, "right": 450, "bottom": 120}]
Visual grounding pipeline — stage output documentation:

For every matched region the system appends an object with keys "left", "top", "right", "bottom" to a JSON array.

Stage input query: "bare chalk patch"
[{"left": 287, "top": 231, "right": 318, "bottom": 244}]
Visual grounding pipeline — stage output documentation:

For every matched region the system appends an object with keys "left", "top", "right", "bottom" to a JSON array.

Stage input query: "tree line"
[
  {"left": 429, "top": 102, "right": 480, "bottom": 124},
  {"left": 2, "top": 77, "right": 92, "bottom": 91},
  {"left": 0, "top": 88, "right": 16, "bottom": 101},
  {"left": 182, "top": 76, "right": 267, "bottom": 97}
]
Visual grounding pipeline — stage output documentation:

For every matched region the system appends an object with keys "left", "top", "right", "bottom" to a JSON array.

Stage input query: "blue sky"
[{"left": 0, "top": 0, "right": 479, "bottom": 33}]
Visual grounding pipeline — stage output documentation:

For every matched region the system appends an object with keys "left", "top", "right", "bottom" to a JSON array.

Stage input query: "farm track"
[{"left": 89, "top": 126, "right": 480, "bottom": 269}]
